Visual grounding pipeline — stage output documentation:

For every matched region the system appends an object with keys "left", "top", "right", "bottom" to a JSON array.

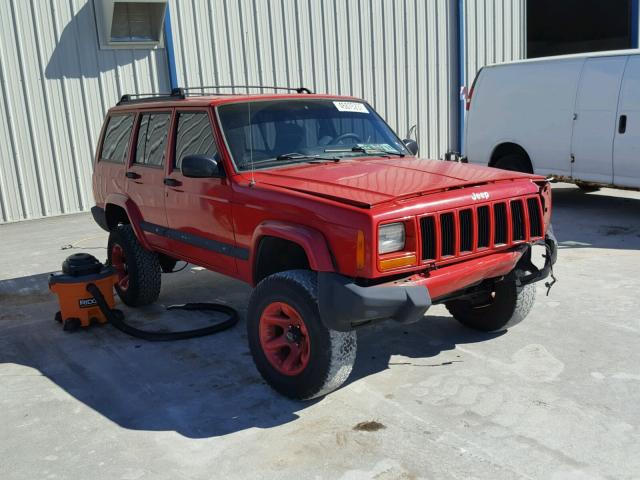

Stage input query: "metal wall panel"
[
  {"left": 169, "top": 0, "right": 459, "bottom": 165},
  {"left": 0, "top": 0, "right": 170, "bottom": 223},
  {"left": 0, "top": 0, "right": 527, "bottom": 223},
  {"left": 463, "top": 0, "right": 526, "bottom": 86}
]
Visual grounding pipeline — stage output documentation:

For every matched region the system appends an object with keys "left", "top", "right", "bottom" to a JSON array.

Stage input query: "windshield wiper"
[
  {"left": 276, "top": 152, "right": 340, "bottom": 163},
  {"left": 324, "top": 146, "right": 405, "bottom": 157}
]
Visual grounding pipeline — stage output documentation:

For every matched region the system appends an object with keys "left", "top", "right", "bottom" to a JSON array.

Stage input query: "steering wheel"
[{"left": 329, "top": 133, "right": 362, "bottom": 145}]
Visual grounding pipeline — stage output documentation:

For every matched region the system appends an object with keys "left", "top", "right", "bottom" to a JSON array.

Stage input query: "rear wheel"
[
  {"left": 575, "top": 181, "right": 600, "bottom": 192},
  {"left": 107, "top": 224, "right": 161, "bottom": 307},
  {"left": 493, "top": 153, "right": 531, "bottom": 173},
  {"left": 247, "top": 270, "right": 357, "bottom": 400},
  {"left": 445, "top": 275, "right": 536, "bottom": 332}
]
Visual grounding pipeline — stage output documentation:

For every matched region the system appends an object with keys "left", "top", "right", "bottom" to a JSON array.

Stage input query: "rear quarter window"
[{"left": 100, "top": 114, "right": 135, "bottom": 163}]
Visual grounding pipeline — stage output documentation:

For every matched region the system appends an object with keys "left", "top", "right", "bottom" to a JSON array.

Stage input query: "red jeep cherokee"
[{"left": 91, "top": 88, "right": 557, "bottom": 399}]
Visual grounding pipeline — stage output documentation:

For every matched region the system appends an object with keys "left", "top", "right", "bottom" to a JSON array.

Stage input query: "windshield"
[{"left": 217, "top": 99, "right": 408, "bottom": 171}]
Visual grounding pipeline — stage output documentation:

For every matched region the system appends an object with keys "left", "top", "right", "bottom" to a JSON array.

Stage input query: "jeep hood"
[{"left": 251, "top": 157, "right": 539, "bottom": 207}]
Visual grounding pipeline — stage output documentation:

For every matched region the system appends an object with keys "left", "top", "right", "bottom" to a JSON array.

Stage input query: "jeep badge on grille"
[{"left": 471, "top": 192, "right": 490, "bottom": 201}]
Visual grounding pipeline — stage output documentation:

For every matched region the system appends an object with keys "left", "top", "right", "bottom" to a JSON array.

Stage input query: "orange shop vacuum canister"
[{"left": 49, "top": 253, "right": 118, "bottom": 331}]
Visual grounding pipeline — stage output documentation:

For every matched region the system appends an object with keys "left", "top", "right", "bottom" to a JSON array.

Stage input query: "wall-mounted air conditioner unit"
[{"left": 94, "top": 0, "right": 167, "bottom": 49}]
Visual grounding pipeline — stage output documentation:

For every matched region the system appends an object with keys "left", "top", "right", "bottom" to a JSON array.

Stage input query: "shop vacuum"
[{"left": 49, "top": 253, "right": 237, "bottom": 340}]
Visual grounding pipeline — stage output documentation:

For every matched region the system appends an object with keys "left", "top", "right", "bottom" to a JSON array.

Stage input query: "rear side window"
[
  {"left": 134, "top": 112, "right": 171, "bottom": 167},
  {"left": 174, "top": 112, "right": 218, "bottom": 170},
  {"left": 100, "top": 114, "right": 134, "bottom": 163}
]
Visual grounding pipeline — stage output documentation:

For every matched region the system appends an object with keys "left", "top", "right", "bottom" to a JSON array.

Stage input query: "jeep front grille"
[
  {"left": 419, "top": 196, "right": 544, "bottom": 262},
  {"left": 420, "top": 216, "right": 437, "bottom": 260},
  {"left": 459, "top": 209, "right": 473, "bottom": 252},
  {"left": 494, "top": 202, "right": 508, "bottom": 245},
  {"left": 511, "top": 200, "right": 525, "bottom": 241},
  {"left": 527, "top": 197, "right": 542, "bottom": 237},
  {"left": 440, "top": 213, "right": 455, "bottom": 257},
  {"left": 477, "top": 205, "right": 490, "bottom": 248}
]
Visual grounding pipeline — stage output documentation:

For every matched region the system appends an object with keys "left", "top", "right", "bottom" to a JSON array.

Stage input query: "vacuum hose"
[{"left": 86, "top": 283, "right": 238, "bottom": 341}]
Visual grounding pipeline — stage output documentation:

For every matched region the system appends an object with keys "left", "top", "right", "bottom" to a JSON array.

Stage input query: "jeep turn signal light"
[
  {"left": 379, "top": 254, "right": 417, "bottom": 271},
  {"left": 356, "top": 230, "right": 365, "bottom": 270}
]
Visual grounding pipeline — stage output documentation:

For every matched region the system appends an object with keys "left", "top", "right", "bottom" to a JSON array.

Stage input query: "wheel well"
[
  {"left": 489, "top": 143, "right": 533, "bottom": 173},
  {"left": 105, "top": 204, "right": 130, "bottom": 231},
  {"left": 254, "top": 236, "right": 311, "bottom": 284}
]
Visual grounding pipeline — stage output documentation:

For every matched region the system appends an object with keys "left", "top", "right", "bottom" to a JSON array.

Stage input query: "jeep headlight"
[{"left": 378, "top": 223, "right": 405, "bottom": 254}]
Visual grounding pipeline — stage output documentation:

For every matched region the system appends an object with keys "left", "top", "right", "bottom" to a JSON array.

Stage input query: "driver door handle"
[
  {"left": 619, "top": 114, "right": 627, "bottom": 134},
  {"left": 164, "top": 178, "right": 182, "bottom": 187},
  {"left": 125, "top": 171, "right": 141, "bottom": 179}
]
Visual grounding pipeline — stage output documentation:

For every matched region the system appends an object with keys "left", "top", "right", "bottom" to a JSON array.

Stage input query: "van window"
[
  {"left": 174, "top": 112, "right": 218, "bottom": 170},
  {"left": 100, "top": 114, "right": 134, "bottom": 163},
  {"left": 134, "top": 112, "right": 171, "bottom": 167}
]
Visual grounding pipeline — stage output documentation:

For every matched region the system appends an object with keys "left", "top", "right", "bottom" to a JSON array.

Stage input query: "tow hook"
[
  {"left": 543, "top": 242, "right": 557, "bottom": 296},
  {"left": 514, "top": 235, "right": 558, "bottom": 293}
]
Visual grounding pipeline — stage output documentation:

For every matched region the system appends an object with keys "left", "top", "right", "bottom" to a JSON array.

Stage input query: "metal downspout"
[
  {"left": 457, "top": 0, "right": 465, "bottom": 154},
  {"left": 164, "top": 5, "right": 178, "bottom": 90}
]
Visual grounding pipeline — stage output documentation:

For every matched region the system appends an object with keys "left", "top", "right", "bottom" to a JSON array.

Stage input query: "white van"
[{"left": 464, "top": 49, "right": 640, "bottom": 190}]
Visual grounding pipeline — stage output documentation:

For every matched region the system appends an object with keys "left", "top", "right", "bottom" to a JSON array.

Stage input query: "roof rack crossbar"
[
  {"left": 182, "top": 85, "right": 313, "bottom": 94},
  {"left": 117, "top": 87, "right": 185, "bottom": 105},
  {"left": 116, "top": 85, "right": 314, "bottom": 105}
]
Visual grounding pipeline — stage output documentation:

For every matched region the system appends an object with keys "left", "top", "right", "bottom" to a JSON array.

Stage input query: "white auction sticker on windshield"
[{"left": 333, "top": 101, "right": 369, "bottom": 113}]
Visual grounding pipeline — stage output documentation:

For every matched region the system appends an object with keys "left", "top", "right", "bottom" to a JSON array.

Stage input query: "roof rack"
[
  {"left": 182, "top": 85, "right": 313, "bottom": 95},
  {"left": 117, "top": 88, "right": 185, "bottom": 105},
  {"left": 116, "top": 85, "right": 314, "bottom": 105}
]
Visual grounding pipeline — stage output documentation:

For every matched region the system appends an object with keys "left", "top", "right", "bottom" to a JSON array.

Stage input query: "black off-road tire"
[
  {"left": 494, "top": 153, "right": 531, "bottom": 174},
  {"left": 107, "top": 224, "right": 161, "bottom": 307},
  {"left": 445, "top": 275, "right": 536, "bottom": 332},
  {"left": 247, "top": 270, "right": 357, "bottom": 400},
  {"left": 575, "top": 181, "right": 600, "bottom": 192}
]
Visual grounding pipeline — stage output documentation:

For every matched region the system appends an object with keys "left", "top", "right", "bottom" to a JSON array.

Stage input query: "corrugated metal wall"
[
  {"left": 169, "top": 0, "right": 459, "bottom": 163},
  {"left": 463, "top": 0, "right": 526, "bottom": 85},
  {"left": 0, "top": 0, "right": 170, "bottom": 224},
  {"left": 0, "top": 0, "right": 528, "bottom": 224}
]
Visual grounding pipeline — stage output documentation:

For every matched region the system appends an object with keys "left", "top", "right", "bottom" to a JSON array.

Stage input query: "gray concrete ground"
[{"left": 1, "top": 183, "right": 639, "bottom": 480}]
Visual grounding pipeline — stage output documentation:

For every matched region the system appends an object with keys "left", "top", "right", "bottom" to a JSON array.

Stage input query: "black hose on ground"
[{"left": 86, "top": 283, "right": 238, "bottom": 341}]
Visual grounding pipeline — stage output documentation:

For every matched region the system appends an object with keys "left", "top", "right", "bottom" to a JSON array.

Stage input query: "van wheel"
[
  {"left": 494, "top": 153, "right": 531, "bottom": 173},
  {"left": 575, "top": 181, "right": 600, "bottom": 192},
  {"left": 247, "top": 270, "right": 357, "bottom": 400},
  {"left": 107, "top": 224, "right": 161, "bottom": 307},
  {"left": 445, "top": 274, "right": 536, "bottom": 332}
]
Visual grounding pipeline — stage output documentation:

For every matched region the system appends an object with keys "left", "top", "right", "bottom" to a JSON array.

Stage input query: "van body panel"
[
  {"left": 466, "top": 58, "right": 583, "bottom": 177},
  {"left": 465, "top": 50, "right": 640, "bottom": 191},
  {"left": 571, "top": 56, "right": 627, "bottom": 184},
  {"left": 614, "top": 56, "right": 640, "bottom": 188}
]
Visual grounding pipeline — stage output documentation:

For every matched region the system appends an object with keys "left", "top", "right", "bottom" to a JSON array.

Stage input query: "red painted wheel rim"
[
  {"left": 110, "top": 243, "right": 129, "bottom": 291},
  {"left": 259, "top": 302, "right": 311, "bottom": 376}
]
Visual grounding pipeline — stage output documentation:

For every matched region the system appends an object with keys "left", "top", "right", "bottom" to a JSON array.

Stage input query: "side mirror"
[
  {"left": 403, "top": 139, "right": 419, "bottom": 156},
  {"left": 181, "top": 155, "right": 224, "bottom": 178}
]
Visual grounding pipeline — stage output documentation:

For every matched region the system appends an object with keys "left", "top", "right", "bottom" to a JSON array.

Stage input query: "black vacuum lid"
[{"left": 62, "top": 253, "right": 103, "bottom": 277}]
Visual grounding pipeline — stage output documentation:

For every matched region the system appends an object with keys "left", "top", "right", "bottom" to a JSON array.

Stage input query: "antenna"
[{"left": 248, "top": 101, "right": 255, "bottom": 186}]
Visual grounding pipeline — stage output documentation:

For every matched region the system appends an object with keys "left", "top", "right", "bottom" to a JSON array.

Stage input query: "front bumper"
[
  {"left": 318, "top": 273, "right": 432, "bottom": 332},
  {"left": 318, "top": 229, "right": 558, "bottom": 332}
]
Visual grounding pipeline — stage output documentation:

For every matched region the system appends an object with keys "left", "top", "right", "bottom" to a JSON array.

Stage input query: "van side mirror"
[
  {"left": 403, "top": 139, "right": 419, "bottom": 156},
  {"left": 181, "top": 155, "right": 224, "bottom": 178}
]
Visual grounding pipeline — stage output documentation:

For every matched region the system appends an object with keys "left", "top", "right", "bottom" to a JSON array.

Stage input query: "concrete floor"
[{"left": 1, "top": 183, "right": 639, "bottom": 479}]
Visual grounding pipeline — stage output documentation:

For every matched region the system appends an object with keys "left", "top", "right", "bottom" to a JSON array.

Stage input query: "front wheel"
[
  {"left": 445, "top": 274, "right": 536, "bottom": 332},
  {"left": 247, "top": 270, "right": 357, "bottom": 400}
]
